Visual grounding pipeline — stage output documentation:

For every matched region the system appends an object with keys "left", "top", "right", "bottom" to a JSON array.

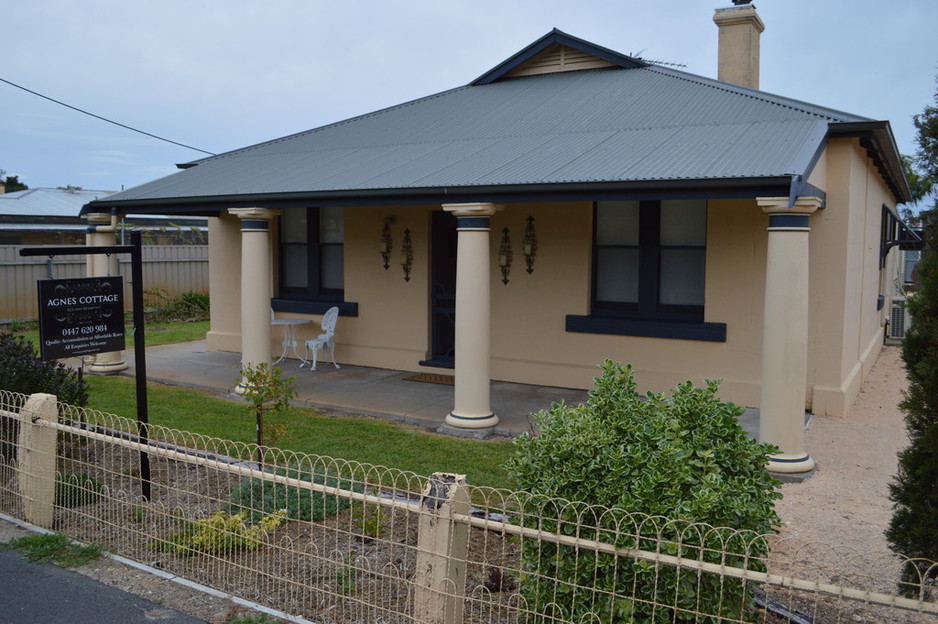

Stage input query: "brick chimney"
[{"left": 713, "top": 2, "right": 765, "bottom": 90}]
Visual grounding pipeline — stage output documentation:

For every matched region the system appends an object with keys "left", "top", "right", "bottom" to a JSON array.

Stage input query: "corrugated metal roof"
[
  {"left": 0, "top": 187, "right": 115, "bottom": 217},
  {"left": 88, "top": 33, "right": 904, "bottom": 211}
]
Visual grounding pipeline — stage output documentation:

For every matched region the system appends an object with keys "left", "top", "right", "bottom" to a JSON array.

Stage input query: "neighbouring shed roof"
[
  {"left": 2, "top": 187, "right": 115, "bottom": 218},
  {"left": 84, "top": 29, "right": 911, "bottom": 215}
]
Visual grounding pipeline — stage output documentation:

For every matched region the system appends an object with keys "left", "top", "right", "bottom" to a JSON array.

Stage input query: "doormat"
[{"left": 403, "top": 373, "right": 455, "bottom": 385}]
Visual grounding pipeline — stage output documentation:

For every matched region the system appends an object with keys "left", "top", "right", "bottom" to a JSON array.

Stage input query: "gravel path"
[{"left": 775, "top": 345, "right": 907, "bottom": 555}]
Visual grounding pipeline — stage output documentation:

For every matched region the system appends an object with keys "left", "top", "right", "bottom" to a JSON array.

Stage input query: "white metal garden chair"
[{"left": 302, "top": 306, "right": 340, "bottom": 371}]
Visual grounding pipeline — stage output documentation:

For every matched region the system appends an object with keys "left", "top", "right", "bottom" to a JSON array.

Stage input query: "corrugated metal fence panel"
[{"left": 0, "top": 245, "right": 208, "bottom": 322}]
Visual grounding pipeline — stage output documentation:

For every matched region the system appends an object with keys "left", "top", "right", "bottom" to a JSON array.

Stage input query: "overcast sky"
[{"left": 2, "top": 0, "right": 936, "bottom": 203}]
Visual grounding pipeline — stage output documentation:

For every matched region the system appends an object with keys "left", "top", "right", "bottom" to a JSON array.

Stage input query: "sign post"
[{"left": 20, "top": 231, "right": 151, "bottom": 500}]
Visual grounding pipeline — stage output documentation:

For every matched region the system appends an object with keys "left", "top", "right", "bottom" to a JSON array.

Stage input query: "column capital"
[
  {"left": 757, "top": 196, "right": 823, "bottom": 216},
  {"left": 228, "top": 207, "right": 278, "bottom": 221},
  {"left": 442, "top": 203, "right": 502, "bottom": 218},
  {"left": 84, "top": 210, "right": 115, "bottom": 225}
]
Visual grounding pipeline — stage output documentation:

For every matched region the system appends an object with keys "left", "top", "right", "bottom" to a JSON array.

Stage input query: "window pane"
[
  {"left": 596, "top": 248, "right": 638, "bottom": 303},
  {"left": 660, "top": 249, "right": 705, "bottom": 306},
  {"left": 660, "top": 200, "right": 707, "bottom": 246},
  {"left": 320, "top": 206, "right": 344, "bottom": 244},
  {"left": 283, "top": 245, "right": 308, "bottom": 288},
  {"left": 596, "top": 201, "right": 639, "bottom": 246},
  {"left": 320, "top": 244, "right": 344, "bottom": 291},
  {"left": 282, "top": 209, "right": 307, "bottom": 244}
]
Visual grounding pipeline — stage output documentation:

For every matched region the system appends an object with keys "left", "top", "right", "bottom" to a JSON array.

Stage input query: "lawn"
[{"left": 85, "top": 375, "right": 517, "bottom": 490}]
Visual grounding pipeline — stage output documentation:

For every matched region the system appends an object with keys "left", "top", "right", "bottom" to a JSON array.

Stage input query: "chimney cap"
[{"left": 732, "top": 0, "right": 753, "bottom": 5}]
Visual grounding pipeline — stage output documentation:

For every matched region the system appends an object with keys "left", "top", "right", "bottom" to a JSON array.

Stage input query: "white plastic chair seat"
[{"left": 303, "top": 306, "right": 340, "bottom": 371}]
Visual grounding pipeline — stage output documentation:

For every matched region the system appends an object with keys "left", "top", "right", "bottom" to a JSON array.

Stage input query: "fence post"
[
  {"left": 17, "top": 393, "right": 58, "bottom": 528},
  {"left": 413, "top": 472, "right": 470, "bottom": 624}
]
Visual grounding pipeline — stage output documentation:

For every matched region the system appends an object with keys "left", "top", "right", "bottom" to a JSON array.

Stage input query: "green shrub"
[
  {"left": 227, "top": 465, "right": 357, "bottom": 523},
  {"left": 0, "top": 332, "right": 88, "bottom": 406},
  {"left": 143, "top": 288, "right": 210, "bottom": 323},
  {"left": 55, "top": 473, "right": 103, "bottom": 508},
  {"left": 505, "top": 361, "right": 782, "bottom": 623}
]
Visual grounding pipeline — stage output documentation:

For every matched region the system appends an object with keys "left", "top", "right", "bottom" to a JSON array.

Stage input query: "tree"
[
  {"left": 0, "top": 170, "right": 28, "bottom": 192},
  {"left": 238, "top": 362, "right": 296, "bottom": 464},
  {"left": 886, "top": 77, "right": 938, "bottom": 596}
]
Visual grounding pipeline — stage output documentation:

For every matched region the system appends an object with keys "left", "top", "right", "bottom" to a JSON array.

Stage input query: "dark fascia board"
[
  {"left": 80, "top": 177, "right": 798, "bottom": 216},
  {"left": 828, "top": 121, "right": 912, "bottom": 204},
  {"left": 472, "top": 28, "right": 646, "bottom": 86}
]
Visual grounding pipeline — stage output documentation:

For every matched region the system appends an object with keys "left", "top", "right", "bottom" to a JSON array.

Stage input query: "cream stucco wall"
[
  {"left": 204, "top": 139, "right": 901, "bottom": 416},
  {"left": 808, "top": 139, "right": 896, "bottom": 416},
  {"left": 206, "top": 213, "right": 242, "bottom": 353}
]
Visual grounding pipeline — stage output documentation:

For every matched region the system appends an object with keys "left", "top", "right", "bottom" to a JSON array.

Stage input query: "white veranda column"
[
  {"left": 229, "top": 208, "right": 275, "bottom": 393},
  {"left": 442, "top": 203, "right": 500, "bottom": 430},
  {"left": 85, "top": 211, "right": 128, "bottom": 373},
  {"left": 757, "top": 197, "right": 822, "bottom": 474}
]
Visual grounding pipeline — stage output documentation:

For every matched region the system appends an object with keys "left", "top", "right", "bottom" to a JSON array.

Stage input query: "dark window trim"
[
  {"left": 566, "top": 315, "right": 726, "bottom": 342},
  {"left": 278, "top": 206, "right": 357, "bottom": 314},
  {"left": 271, "top": 298, "right": 358, "bottom": 317},
  {"left": 573, "top": 199, "right": 722, "bottom": 341},
  {"left": 589, "top": 200, "right": 706, "bottom": 320},
  {"left": 279, "top": 206, "right": 345, "bottom": 299}
]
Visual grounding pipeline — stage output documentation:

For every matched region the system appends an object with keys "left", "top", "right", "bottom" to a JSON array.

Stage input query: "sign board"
[{"left": 37, "top": 276, "right": 126, "bottom": 361}]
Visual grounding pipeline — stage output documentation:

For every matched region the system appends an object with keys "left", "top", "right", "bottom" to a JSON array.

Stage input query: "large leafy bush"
[{"left": 505, "top": 361, "right": 781, "bottom": 623}]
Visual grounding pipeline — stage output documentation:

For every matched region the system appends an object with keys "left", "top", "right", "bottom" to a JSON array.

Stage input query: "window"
[
  {"left": 567, "top": 199, "right": 724, "bottom": 341},
  {"left": 593, "top": 199, "right": 706, "bottom": 318},
  {"left": 275, "top": 206, "right": 357, "bottom": 315}
]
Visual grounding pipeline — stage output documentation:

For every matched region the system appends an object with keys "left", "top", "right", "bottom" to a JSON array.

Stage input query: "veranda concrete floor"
[{"left": 105, "top": 339, "right": 762, "bottom": 439}]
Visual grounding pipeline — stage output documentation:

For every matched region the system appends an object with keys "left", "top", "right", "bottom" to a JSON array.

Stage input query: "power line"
[{"left": 0, "top": 76, "right": 216, "bottom": 156}]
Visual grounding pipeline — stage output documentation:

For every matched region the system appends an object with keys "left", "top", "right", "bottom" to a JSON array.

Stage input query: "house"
[
  {"left": 0, "top": 185, "right": 207, "bottom": 245},
  {"left": 82, "top": 4, "right": 919, "bottom": 474}
]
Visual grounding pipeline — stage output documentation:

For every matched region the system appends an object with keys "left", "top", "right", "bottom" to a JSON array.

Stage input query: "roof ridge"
[
  {"left": 642, "top": 64, "right": 872, "bottom": 123},
  {"left": 184, "top": 85, "right": 473, "bottom": 167}
]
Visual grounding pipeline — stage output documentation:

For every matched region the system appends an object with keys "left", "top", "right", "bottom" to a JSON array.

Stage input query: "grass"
[
  {"left": 2, "top": 532, "right": 103, "bottom": 567},
  {"left": 9, "top": 320, "right": 209, "bottom": 349},
  {"left": 85, "top": 375, "right": 516, "bottom": 489}
]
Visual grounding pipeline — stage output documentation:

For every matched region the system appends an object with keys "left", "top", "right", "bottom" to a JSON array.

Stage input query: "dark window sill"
[
  {"left": 272, "top": 298, "right": 358, "bottom": 317},
  {"left": 565, "top": 315, "right": 726, "bottom": 342}
]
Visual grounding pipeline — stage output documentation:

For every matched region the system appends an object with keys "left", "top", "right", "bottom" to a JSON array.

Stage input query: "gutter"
[
  {"left": 827, "top": 121, "right": 912, "bottom": 204},
  {"left": 85, "top": 207, "right": 119, "bottom": 233}
]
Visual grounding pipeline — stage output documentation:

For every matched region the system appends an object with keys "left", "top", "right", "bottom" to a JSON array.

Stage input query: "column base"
[
  {"left": 87, "top": 360, "right": 129, "bottom": 374},
  {"left": 444, "top": 411, "right": 499, "bottom": 430},
  {"left": 234, "top": 383, "right": 248, "bottom": 396},
  {"left": 766, "top": 452, "right": 816, "bottom": 477},
  {"left": 437, "top": 423, "right": 495, "bottom": 440}
]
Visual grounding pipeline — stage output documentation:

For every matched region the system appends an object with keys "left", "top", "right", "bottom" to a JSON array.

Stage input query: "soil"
[{"left": 1, "top": 345, "right": 928, "bottom": 623}]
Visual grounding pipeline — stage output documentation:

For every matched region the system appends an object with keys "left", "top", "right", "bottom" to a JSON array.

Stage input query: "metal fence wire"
[{"left": 1, "top": 390, "right": 936, "bottom": 624}]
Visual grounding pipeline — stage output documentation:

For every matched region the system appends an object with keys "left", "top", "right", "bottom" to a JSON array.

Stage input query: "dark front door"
[{"left": 425, "top": 211, "right": 457, "bottom": 367}]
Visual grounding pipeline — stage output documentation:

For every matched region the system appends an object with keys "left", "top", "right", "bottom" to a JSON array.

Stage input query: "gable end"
[{"left": 504, "top": 43, "right": 618, "bottom": 78}]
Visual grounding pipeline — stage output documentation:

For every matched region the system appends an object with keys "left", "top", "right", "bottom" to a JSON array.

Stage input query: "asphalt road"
[{"left": 0, "top": 548, "right": 209, "bottom": 624}]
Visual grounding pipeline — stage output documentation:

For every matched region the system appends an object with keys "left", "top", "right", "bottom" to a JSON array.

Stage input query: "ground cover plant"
[
  {"left": 1, "top": 532, "right": 103, "bottom": 567},
  {"left": 84, "top": 375, "right": 515, "bottom": 488},
  {"left": 506, "top": 361, "right": 782, "bottom": 623}
]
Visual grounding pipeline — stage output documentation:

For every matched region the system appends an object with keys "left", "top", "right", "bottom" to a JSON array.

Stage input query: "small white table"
[{"left": 271, "top": 318, "right": 310, "bottom": 364}]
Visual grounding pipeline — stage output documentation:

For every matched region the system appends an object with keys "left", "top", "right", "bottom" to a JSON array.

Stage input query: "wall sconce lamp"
[
  {"left": 400, "top": 228, "right": 414, "bottom": 282},
  {"left": 498, "top": 227, "right": 513, "bottom": 285},
  {"left": 523, "top": 216, "right": 538, "bottom": 275},
  {"left": 380, "top": 218, "right": 393, "bottom": 270}
]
